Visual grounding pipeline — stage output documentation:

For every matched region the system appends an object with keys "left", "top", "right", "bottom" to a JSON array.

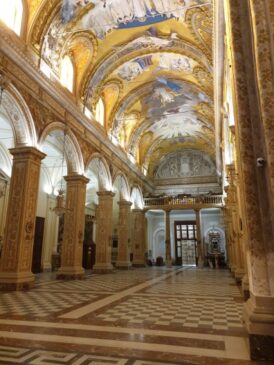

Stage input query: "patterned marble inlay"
[
  {"left": 96, "top": 295, "right": 243, "bottom": 330},
  {"left": 0, "top": 345, "right": 201, "bottom": 365},
  {"left": 0, "top": 292, "right": 98, "bottom": 317}
]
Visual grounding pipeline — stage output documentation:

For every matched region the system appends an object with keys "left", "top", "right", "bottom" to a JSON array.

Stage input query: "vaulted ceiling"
[{"left": 27, "top": 0, "right": 215, "bottom": 185}]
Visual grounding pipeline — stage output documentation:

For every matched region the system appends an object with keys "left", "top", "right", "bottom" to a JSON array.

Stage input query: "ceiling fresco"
[{"left": 29, "top": 0, "right": 215, "bottom": 185}]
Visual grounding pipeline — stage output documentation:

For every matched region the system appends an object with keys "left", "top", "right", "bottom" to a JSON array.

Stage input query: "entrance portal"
[{"left": 174, "top": 221, "right": 197, "bottom": 266}]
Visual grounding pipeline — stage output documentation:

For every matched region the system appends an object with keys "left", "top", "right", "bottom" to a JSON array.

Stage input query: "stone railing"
[{"left": 144, "top": 195, "right": 224, "bottom": 208}]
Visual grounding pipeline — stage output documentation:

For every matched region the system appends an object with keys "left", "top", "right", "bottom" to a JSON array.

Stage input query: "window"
[
  {"left": 95, "top": 97, "right": 105, "bottom": 126},
  {"left": 0, "top": 0, "right": 23, "bottom": 35},
  {"left": 60, "top": 55, "right": 74, "bottom": 92}
]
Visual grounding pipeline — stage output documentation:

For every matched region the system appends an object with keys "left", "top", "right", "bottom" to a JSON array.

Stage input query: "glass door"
[{"left": 174, "top": 221, "right": 197, "bottom": 266}]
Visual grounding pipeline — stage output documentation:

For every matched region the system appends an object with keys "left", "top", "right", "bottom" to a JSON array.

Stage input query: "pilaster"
[
  {"left": 195, "top": 209, "right": 204, "bottom": 268},
  {"left": 116, "top": 200, "right": 132, "bottom": 269},
  {"left": 41, "top": 194, "right": 59, "bottom": 272},
  {"left": 93, "top": 191, "right": 115, "bottom": 273},
  {"left": 57, "top": 174, "right": 89, "bottom": 280},
  {"left": 132, "top": 209, "right": 146, "bottom": 267},
  {"left": 227, "top": 0, "right": 274, "bottom": 359},
  {"left": 165, "top": 210, "right": 172, "bottom": 266},
  {"left": 0, "top": 147, "right": 45, "bottom": 290}
]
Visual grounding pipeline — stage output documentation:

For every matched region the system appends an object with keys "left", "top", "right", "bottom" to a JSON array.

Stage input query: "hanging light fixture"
[{"left": 52, "top": 130, "right": 67, "bottom": 216}]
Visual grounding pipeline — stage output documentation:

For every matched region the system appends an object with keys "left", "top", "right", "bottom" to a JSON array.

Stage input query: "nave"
[{"left": 0, "top": 267, "right": 270, "bottom": 365}]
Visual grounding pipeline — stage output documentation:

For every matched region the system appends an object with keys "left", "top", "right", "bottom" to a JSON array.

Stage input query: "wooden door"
[
  {"left": 82, "top": 215, "right": 95, "bottom": 269},
  {"left": 32, "top": 217, "right": 45, "bottom": 274}
]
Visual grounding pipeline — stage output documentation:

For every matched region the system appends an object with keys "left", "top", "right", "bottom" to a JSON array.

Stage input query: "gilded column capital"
[
  {"left": 118, "top": 200, "right": 132, "bottom": 207},
  {"left": 9, "top": 147, "right": 46, "bottom": 161},
  {"left": 64, "top": 174, "right": 89, "bottom": 184},
  {"left": 97, "top": 190, "right": 115, "bottom": 198}
]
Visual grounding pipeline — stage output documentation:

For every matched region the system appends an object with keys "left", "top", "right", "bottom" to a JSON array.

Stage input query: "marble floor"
[{"left": 0, "top": 267, "right": 271, "bottom": 365}]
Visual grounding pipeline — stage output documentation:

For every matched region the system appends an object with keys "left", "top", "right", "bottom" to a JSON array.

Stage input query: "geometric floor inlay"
[
  {"left": 0, "top": 345, "right": 196, "bottom": 365},
  {"left": 0, "top": 292, "right": 98, "bottom": 317},
  {"left": 97, "top": 294, "right": 244, "bottom": 330},
  {"left": 0, "top": 268, "right": 253, "bottom": 364}
]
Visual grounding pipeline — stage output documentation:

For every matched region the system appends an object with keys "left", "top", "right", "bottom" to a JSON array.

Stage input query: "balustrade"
[{"left": 144, "top": 195, "right": 223, "bottom": 208}]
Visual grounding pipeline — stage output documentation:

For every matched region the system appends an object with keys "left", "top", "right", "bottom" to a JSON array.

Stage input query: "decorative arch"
[
  {"left": 112, "top": 172, "right": 130, "bottom": 201},
  {"left": 152, "top": 227, "right": 166, "bottom": 260},
  {"left": 130, "top": 185, "right": 144, "bottom": 209},
  {"left": 85, "top": 153, "right": 112, "bottom": 191},
  {"left": 1, "top": 83, "right": 37, "bottom": 147},
  {"left": 39, "top": 122, "right": 84, "bottom": 174}
]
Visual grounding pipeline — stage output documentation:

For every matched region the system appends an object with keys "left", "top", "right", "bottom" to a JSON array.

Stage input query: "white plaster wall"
[{"left": 146, "top": 209, "right": 226, "bottom": 262}]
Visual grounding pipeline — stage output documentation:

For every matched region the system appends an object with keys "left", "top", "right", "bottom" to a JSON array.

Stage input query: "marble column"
[
  {"left": 227, "top": 0, "right": 274, "bottom": 359},
  {"left": 116, "top": 200, "right": 132, "bottom": 269},
  {"left": 93, "top": 191, "right": 114, "bottom": 273},
  {"left": 195, "top": 209, "right": 204, "bottom": 268},
  {"left": 132, "top": 209, "right": 146, "bottom": 267},
  {"left": 165, "top": 210, "right": 172, "bottom": 266},
  {"left": 0, "top": 147, "right": 45, "bottom": 290},
  {"left": 57, "top": 174, "right": 89, "bottom": 280}
]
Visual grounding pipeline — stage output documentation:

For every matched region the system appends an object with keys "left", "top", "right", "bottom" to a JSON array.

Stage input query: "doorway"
[
  {"left": 174, "top": 221, "right": 197, "bottom": 266},
  {"left": 32, "top": 217, "right": 45, "bottom": 273}
]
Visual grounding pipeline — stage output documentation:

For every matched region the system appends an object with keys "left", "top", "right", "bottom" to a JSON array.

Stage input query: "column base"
[
  {"left": 249, "top": 334, "right": 274, "bottom": 361},
  {"left": 93, "top": 263, "right": 113, "bottom": 274},
  {"left": 242, "top": 274, "right": 250, "bottom": 301},
  {"left": 0, "top": 271, "right": 35, "bottom": 291},
  {"left": 116, "top": 261, "right": 132, "bottom": 269},
  {"left": 198, "top": 257, "right": 204, "bottom": 268},
  {"left": 230, "top": 265, "right": 236, "bottom": 275},
  {"left": 235, "top": 268, "right": 245, "bottom": 283},
  {"left": 56, "top": 266, "right": 84, "bottom": 280},
  {"left": 132, "top": 261, "right": 146, "bottom": 267},
  {"left": 41, "top": 262, "right": 52, "bottom": 272},
  {"left": 244, "top": 293, "right": 274, "bottom": 361}
]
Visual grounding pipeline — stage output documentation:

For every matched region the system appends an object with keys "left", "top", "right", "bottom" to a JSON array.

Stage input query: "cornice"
[{"left": 0, "top": 29, "right": 154, "bottom": 192}]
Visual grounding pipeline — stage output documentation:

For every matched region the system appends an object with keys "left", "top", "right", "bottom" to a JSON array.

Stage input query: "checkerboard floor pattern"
[
  {"left": 34, "top": 268, "right": 168, "bottom": 293},
  {"left": 144, "top": 269, "right": 242, "bottom": 297},
  {"left": 0, "top": 292, "right": 98, "bottom": 317},
  {"left": 96, "top": 295, "right": 244, "bottom": 330}
]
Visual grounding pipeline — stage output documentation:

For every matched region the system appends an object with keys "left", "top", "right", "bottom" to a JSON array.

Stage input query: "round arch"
[
  {"left": 112, "top": 171, "right": 130, "bottom": 201},
  {"left": 39, "top": 122, "right": 84, "bottom": 174},
  {"left": 152, "top": 227, "right": 166, "bottom": 260},
  {"left": 1, "top": 83, "right": 37, "bottom": 147},
  {"left": 85, "top": 153, "right": 112, "bottom": 191},
  {"left": 130, "top": 185, "right": 144, "bottom": 209}
]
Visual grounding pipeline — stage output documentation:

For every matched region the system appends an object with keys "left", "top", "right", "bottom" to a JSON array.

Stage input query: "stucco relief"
[
  {"left": 1, "top": 90, "right": 34, "bottom": 147},
  {"left": 155, "top": 150, "right": 216, "bottom": 179}
]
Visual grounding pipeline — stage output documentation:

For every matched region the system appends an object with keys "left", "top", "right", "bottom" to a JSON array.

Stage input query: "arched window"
[
  {"left": 95, "top": 97, "right": 105, "bottom": 126},
  {"left": 60, "top": 55, "right": 74, "bottom": 92},
  {"left": 0, "top": 0, "right": 23, "bottom": 35}
]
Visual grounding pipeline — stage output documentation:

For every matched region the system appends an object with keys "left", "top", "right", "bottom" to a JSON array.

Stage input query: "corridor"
[{"left": 0, "top": 268, "right": 267, "bottom": 364}]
